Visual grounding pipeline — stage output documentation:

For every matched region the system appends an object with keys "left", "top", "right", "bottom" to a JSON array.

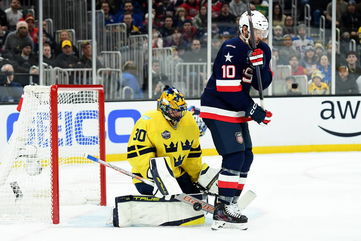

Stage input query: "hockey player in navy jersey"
[{"left": 200, "top": 10, "right": 273, "bottom": 230}]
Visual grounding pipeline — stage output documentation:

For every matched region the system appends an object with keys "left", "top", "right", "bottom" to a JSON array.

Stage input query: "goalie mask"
[
  {"left": 157, "top": 86, "right": 187, "bottom": 128},
  {"left": 239, "top": 10, "right": 269, "bottom": 40}
]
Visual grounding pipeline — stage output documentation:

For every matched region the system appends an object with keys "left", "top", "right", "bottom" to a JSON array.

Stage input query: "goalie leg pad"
[
  {"left": 150, "top": 157, "right": 182, "bottom": 196},
  {"left": 113, "top": 195, "right": 205, "bottom": 227}
]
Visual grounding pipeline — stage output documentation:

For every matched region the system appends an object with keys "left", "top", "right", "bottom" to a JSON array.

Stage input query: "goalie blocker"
[{"left": 113, "top": 195, "right": 205, "bottom": 227}]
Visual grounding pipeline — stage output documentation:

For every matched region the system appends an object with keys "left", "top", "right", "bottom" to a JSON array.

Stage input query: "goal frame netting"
[{"left": 0, "top": 84, "right": 107, "bottom": 224}]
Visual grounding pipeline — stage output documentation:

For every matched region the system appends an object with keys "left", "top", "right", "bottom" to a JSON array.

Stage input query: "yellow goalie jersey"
[{"left": 127, "top": 110, "right": 202, "bottom": 184}]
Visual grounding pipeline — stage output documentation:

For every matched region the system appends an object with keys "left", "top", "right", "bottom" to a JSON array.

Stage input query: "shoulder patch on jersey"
[
  {"left": 161, "top": 130, "right": 171, "bottom": 139},
  {"left": 142, "top": 115, "right": 151, "bottom": 120},
  {"left": 226, "top": 44, "right": 236, "bottom": 48}
]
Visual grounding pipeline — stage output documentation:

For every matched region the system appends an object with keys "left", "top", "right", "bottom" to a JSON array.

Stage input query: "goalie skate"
[{"left": 211, "top": 202, "right": 248, "bottom": 231}]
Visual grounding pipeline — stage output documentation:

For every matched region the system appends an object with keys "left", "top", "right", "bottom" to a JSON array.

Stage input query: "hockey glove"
[
  {"left": 246, "top": 103, "right": 272, "bottom": 124},
  {"left": 242, "top": 67, "right": 253, "bottom": 83},
  {"left": 248, "top": 48, "right": 264, "bottom": 68}
]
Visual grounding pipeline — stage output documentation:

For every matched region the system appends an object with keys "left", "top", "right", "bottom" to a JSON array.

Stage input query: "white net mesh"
[{"left": 0, "top": 85, "right": 105, "bottom": 223}]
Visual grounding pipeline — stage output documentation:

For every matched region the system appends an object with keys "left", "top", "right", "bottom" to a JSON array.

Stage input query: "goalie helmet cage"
[{"left": 0, "top": 85, "right": 106, "bottom": 224}]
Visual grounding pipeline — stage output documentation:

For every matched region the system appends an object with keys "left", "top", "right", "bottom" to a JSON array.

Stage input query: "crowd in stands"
[
  {"left": 272, "top": 0, "right": 361, "bottom": 95},
  {"left": 0, "top": 0, "right": 361, "bottom": 102}
]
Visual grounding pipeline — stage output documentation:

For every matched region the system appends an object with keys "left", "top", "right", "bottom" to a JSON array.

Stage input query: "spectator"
[
  {"left": 278, "top": 34, "right": 299, "bottom": 65},
  {"left": 77, "top": 41, "right": 103, "bottom": 68},
  {"left": 43, "top": 42, "right": 55, "bottom": 66},
  {"left": 53, "top": 40, "right": 79, "bottom": 69},
  {"left": 24, "top": 14, "right": 38, "bottom": 44},
  {"left": 164, "top": 30, "right": 185, "bottom": 48},
  {"left": 314, "top": 42, "right": 326, "bottom": 60},
  {"left": 152, "top": 59, "right": 170, "bottom": 98},
  {"left": 41, "top": 21, "right": 56, "bottom": 50},
  {"left": 345, "top": 51, "right": 361, "bottom": 77},
  {"left": 5, "top": 0, "right": 22, "bottom": 31},
  {"left": 283, "top": 15, "right": 296, "bottom": 37},
  {"left": 292, "top": 24, "right": 314, "bottom": 57},
  {"left": 13, "top": 42, "right": 38, "bottom": 74},
  {"left": 0, "top": 63, "right": 22, "bottom": 102},
  {"left": 153, "top": 0, "right": 174, "bottom": 20},
  {"left": 121, "top": 60, "right": 144, "bottom": 99},
  {"left": 179, "top": 20, "right": 198, "bottom": 49},
  {"left": 219, "top": 30, "right": 233, "bottom": 42},
  {"left": 340, "top": 0, "right": 361, "bottom": 40},
  {"left": 55, "top": 30, "right": 78, "bottom": 57},
  {"left": 101, "top": 0, "right": 117, "bottom": 25},
  {"left": 139, "top": 12, "right": 160, "bottom": 34},
  {"left": 3, "top": 21, "right": 33, "bottom": 57},
  {"left": 182, "top": 38, "right": 206, "bottom": 62},
  {"left": 159, "top": 16, "right": 175, "bottom": 39},
  {"left": 301, "top": 46, "right": 319, "bottom": 77},
  {"left": 289, "top": 55, "right": 306, "bottom": 76},
  {"left": 272, "top": 2, "right": 286, "bottom": 26},
  {"left": 0, "top": 63, "right": 20, "bottom": 86},
  {"left": 325, "top": 0, "right": 348, "bottom": 27},
  {"left": 192, "top": 5, "right": 207, "bottom": 36},
  {"left": 336, "top": 65, "right": 359, "bottom": 94},
  {"left": 122, "top": 12, "right": 141, "bottom": 36},
  {"left": 272, "top": 25, "right": 283, "bottom": 47},
  {"left": 318, "top": 54, "right": 332, "bottom": 85},
  {"left": 115, "top": 0, "right": 143, "bottom": 28},
  {"left": 173, "top": 7, "right": 189, "bottom": 28},
  {"left": 214, "top": 3, "right": 236, "bottom": 33},
  {"left": 208, "top": 0, "right": 223, "bottom": 18},
  {"left": 308, "top": 71, "right": 330, "bottom": 95},
  {"left": 229, "top": 0, "right": 247, "bottom": 17},
  {"left": 285, "top": 76, "right": 302, "bottom": 95},
  {"left": 180, "top": 0, "right": 200, "bottom": 18}
]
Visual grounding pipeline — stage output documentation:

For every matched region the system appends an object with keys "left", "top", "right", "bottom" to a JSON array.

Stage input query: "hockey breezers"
[
  {"left": 85, "top": 154, "right": 214, "bottom": 213},
  {"left": 86, "top": 154, "right": 256, "bottom": 214}
]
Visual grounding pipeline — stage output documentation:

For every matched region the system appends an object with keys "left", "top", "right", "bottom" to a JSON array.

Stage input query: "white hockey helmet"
[{"left": 239, "top": 10, "right": 269, "bottom": 39}]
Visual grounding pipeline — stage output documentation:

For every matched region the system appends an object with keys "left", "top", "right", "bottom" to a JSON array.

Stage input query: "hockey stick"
[
  {"left": 85, "top": 154, "right": 214, "bottom": 213},
  {"left": 86, "top": 154, "right": 256, "bottom": 213},
  {"left": 246, "top": 0, "right": 265, "bottom": 108}
]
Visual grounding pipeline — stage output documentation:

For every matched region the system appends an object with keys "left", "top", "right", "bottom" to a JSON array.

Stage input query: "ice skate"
[{"left": 211, "top": 202, "right": 248, "bottom": 230}]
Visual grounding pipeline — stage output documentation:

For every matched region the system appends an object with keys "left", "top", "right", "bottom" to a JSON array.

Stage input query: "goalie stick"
[
  {"left": 86, "top": 154, "right": 256, "bottom": 213},
  {"left": 86, "top": 154, "right": 214, "bottom": 213}
]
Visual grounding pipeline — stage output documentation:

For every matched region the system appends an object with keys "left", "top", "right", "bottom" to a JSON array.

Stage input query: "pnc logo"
[{"left": 319, "top": 100, "right": 361, "bottom": 137}]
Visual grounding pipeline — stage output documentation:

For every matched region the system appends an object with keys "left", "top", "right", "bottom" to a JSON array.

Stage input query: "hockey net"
[{"left": 0, "top": 85, "right": 106, "bottom": 224}]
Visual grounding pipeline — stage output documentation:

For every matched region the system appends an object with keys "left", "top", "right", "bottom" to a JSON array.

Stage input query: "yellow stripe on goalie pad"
[{"left": 179, "top": 215, "right": 205, "bottom": 226}]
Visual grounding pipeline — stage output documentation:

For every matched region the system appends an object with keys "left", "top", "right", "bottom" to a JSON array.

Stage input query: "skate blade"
[
  {"left": 211, "top": 220, "right": 226, "bottom": 230},
  {"left": 224, "top": 222, "right": 248, "bottom": 230}
]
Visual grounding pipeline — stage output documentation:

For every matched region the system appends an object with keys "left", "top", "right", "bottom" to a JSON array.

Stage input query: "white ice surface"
[{"left": 1, "top": 152, "right": 361, "bottom": 241}]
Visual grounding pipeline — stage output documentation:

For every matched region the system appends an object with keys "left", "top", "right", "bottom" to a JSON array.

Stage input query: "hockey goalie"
[{"left": 113, "top": 86, "right": 219, "bottom": 227}]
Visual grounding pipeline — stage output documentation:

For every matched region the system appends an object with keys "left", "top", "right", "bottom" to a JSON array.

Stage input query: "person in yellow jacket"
[
  {"left": 308, "top": 71, "right": 330, "bottom": 95},
  {"left": 127, "top": 86, "right": 203, "bottom": 195}
]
